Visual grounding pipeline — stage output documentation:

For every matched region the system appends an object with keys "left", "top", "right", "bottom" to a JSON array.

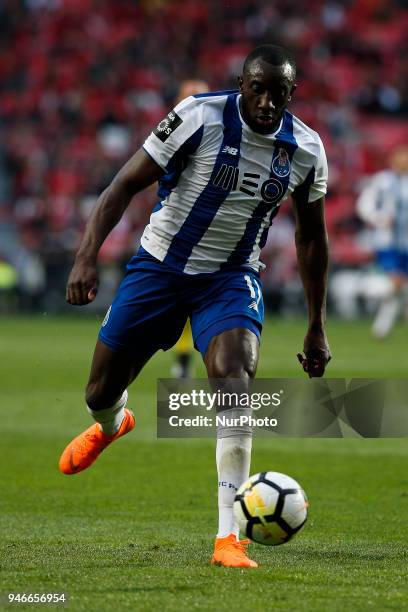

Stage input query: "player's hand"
[
  {"left": 66, "top": 258, "right": 99, "bottom": 306},
  {"left": 297, "top": 327, "right": 331, "bottom": 378}
]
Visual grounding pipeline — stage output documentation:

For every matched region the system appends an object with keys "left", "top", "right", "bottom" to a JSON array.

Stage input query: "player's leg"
[
  {"left": 372, "top": 275, "right": 403, "bottom": 338},
  {"left": 59, "top": 339, "right": 155, "bottom": 475},
  {"left": 59, "top": 252, "right": 188, "bottom": 474},
  {"left": 189, "top": 268, "right": 264, "bottom": 567},
  {"left": 372, "top": 250, "right": 405, "bottom": 338},
  {"left": 85, "top": 338, "right": 153, "bottom": 429},
  {"left": 205, "top": 328, "right": 259, "bottom": 567}
]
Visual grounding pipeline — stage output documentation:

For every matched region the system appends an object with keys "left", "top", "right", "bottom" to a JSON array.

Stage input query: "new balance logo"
[{"left": 222, "top": 145, "right": 238, "bottom": 156}]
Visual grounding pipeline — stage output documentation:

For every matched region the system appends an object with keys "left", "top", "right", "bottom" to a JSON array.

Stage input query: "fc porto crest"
[{"left": 272, "top": 147, "right": 291, "bottom": 178}]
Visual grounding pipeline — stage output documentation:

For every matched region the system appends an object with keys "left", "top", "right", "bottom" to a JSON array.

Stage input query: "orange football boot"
[
  {"left": 211, "top": 534, "right": 258, "bottom": 568},
  {"left": 59, "top": 408, "right": 135, "bottom": 475}
]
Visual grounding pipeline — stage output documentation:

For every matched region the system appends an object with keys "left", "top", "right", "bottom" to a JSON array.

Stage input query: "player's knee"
[{"left": 210, "top": 362, "right": 256, "bottom": 380}]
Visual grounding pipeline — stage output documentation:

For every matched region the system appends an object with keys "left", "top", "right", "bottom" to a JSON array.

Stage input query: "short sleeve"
[
  {"left": 143, "top": 97, "right": 204, "bottom": 171},
  {"left": 308, "top": 137, "right": 328, "bottom": 203}
]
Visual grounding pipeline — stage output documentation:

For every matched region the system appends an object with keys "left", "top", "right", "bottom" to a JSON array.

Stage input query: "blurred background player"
[
  {"left": 171, "top": 79, "right": 210, "bottom": 379},
  {"left": 357, "top": 145, "right": 408, "bottom": 338}
]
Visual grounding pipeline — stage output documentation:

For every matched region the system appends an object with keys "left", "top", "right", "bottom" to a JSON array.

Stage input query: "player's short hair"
[{"left": 243, "top": 44, "right": 296, "bottom": 81}]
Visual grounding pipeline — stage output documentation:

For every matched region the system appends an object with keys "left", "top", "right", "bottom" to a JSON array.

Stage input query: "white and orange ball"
[{"left": 234, "top": 471, "right": 308, "bottom": 545}]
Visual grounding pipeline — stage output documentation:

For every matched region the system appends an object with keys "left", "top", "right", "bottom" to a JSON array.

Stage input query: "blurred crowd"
[{"left": 0, "top": 0, "right": 407, "bottom": 316}]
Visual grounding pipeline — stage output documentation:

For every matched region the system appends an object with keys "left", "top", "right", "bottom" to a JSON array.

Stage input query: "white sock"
[
  {"left": 216, "top": 435, "right": 252, "bottom": 539},
  {"left": 87, "top": 390, "right": 128, "bottom": 435},
  {"left": 372, "top": 295, "right": 401, "bottom": 338}
]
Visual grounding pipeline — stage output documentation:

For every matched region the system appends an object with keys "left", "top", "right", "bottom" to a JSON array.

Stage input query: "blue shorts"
[
  {"left": 99, "top": 248, "right": 264, "bottom": 358},
  {"left": 376, "top": 249, "right": 408, "bottom": 275}
]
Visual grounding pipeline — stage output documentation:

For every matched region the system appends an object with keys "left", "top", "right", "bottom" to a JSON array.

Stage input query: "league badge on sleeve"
[
  {"left": 272, "top": 148, "right": 291, "bottom": 178},
  {"left": 153, "top": 110, "right": 183, "bottom": 142}
]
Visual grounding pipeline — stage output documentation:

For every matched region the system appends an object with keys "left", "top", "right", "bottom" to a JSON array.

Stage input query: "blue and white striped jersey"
[
  {"left": 356, "top": 170, "right": 408, "bottom": 251},
  {"left": 142, "top": 90, "right": 328, "bottom": 274}
]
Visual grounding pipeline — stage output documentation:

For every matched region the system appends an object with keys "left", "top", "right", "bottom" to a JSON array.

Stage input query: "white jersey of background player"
[{"left": 357, "top": 145, "right": 408, "bottom": 338}]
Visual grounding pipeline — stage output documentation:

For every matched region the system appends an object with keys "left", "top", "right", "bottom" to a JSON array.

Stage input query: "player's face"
[
  {"left": 238, "top": 60, "right": 296, "bottom": 134},
  {"left": 390, "top": 146, "right": 408, "bottom": 174}
]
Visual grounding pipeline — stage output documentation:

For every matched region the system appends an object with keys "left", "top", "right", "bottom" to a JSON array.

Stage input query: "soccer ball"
[{"left": 234, "top": 471, "right": 308, "bottom": 545}]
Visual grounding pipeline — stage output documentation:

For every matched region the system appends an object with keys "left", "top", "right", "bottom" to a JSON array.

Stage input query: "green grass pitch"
[{"left": 0, "top": 316, "right": 407, "bottom": 611}]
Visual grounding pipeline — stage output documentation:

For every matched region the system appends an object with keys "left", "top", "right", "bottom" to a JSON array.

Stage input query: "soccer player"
[
  {"left": 357, "top": 145, "right": 408, "bottom": 338},
  {"left": 59, "top": 45, "right": 331, "bottom": 568}
]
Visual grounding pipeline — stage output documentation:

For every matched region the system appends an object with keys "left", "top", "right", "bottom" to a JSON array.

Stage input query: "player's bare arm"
[
  {"left": 292, "top": 194, "right": 331, "bottom": 377},
  {"left": 66, "top": 150, "right": 163, "bottom": 305}
]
